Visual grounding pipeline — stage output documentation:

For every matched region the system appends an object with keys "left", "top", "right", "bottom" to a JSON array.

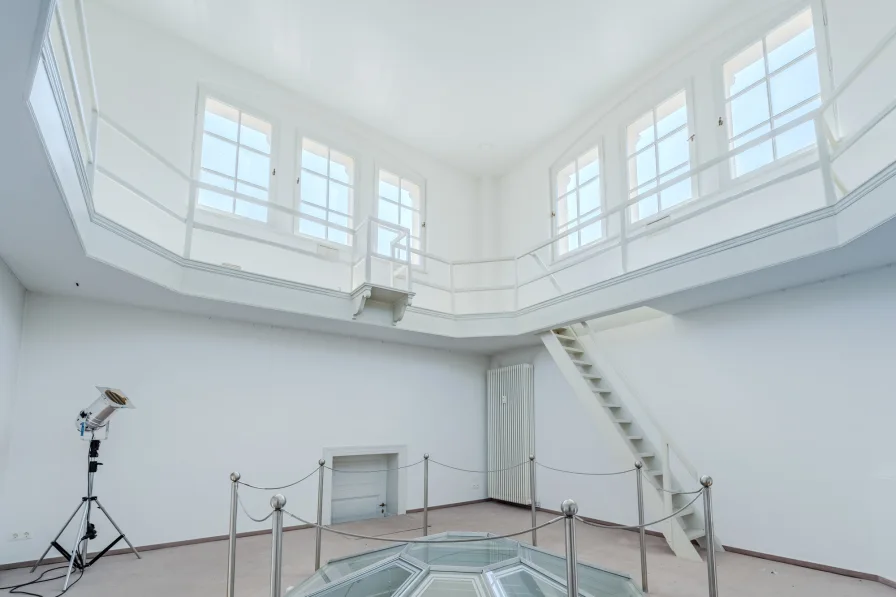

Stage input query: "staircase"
[{"left": 541, "top": 323, "right": 714, "bottom": 561}]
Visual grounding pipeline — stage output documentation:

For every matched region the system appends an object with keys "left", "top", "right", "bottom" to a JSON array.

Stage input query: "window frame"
[
  {"left": 622, "top": 85, "right": 699, "bottom": 226},
  {"left": 294, "top": 135, "right": 357, "bottom": 247},
  {"left": 374, "top": 164, "right": 427, "bottom": 268},
  {"left": 190, "top": 87, "right": 279, "bottom": 225},
  {"left": 550, "top": 138, "right": 607, "bottom": 262},
  {"left": 715, "top": 3, "right": 834, "bottom": 183}
]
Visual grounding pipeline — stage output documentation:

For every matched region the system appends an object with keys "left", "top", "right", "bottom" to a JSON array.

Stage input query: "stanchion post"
[
  {"left": 270, "top": 494, "right": 286, "bottom": 597},
  {"left": 529, "top": 454, "right": 538, "bottom": 546},
  {"left": 315, "top": 458, "right": 326, "bottom": 571},
  {"left": 227, "top": 472, "right": 240, "bottom": 597},
  {"left": 635, "top": 462, "right": 648, "bottom": 592},
  {"left": 561, "top": 500, "right": 579, "bottom": 597},
  {"left": 701, "top": 476, "right": 719, "bottom": 597},
  {"left": 423, "top": 454, "right": 429, "bottom": 536}
]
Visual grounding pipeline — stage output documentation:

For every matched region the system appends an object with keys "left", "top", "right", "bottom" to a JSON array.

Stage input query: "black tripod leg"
[
  {"left": 86, "top": 535, "right": 123, "bottom": 567},
  {"left": 94, "top": 499, "right": 141, "bottom": 559},
  {"left": 30, "top": 501, "right": 85, "bottom": 573}
]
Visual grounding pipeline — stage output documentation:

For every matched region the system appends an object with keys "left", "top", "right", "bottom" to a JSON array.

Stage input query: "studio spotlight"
[{"left": 76, "top": 387, "right": 135, "bottom": 438}]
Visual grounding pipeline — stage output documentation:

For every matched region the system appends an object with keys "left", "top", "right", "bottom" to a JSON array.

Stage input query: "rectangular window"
[
  {"left": 723, "top": 8, "right": 821, "bottom": 178},
  {"left": 297, "top": 138, "right": 354, "bottom": 246},
  {"left": 554, "top": 146, "right": 602, "bottom": 256},
  {"left": 377, "top": 169, "right": 423, "bottom": 265},
  {"left": 197, "top": 97, "right": 273, "bottom": 222},
  {"left": 627, "top": 90, "right": 693, "bottom": 222}
]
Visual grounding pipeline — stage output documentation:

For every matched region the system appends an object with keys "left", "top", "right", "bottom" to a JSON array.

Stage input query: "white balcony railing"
[{"left": 48, "top": 1, "right": 896, "bottom": 318}]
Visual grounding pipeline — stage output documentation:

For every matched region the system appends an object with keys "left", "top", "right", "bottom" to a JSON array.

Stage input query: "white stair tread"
[
  {"left": 563, "top": 346, "right": 584, "bottom": 353},
  {"left": 637, "top": 452, "right": 655, "bottom": 458},
  {"left": 592, "top": 387, "right": 612, "bottom": 393},
  {"left": 686, "top": 528, "right": 706, "bottom": 540},
  {"left": 616, "top": 418, "right": 633, "bottom": 424},
  {"left": 603, "top": 403, "right": 623, "bottom": 409},
  {"left": 571, "top": 360, "right": 592, "bottom": 367},
  {"left": 647, "top": 469, "right": 663, "bottom": 476},
  {"left": 676, "top": 506, "right": 696, "bottom": 517},
  {"left": 555, "top": 334, "right": 577, "bottom": 341},
  {"left": 626, "top": 435, "right": 643, "bottom": 441},
  {"left": 582, "top": 373, "right": 602, "bottom": 380}
]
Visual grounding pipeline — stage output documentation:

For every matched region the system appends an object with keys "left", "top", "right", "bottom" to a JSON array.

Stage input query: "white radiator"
[{"left": 487, "top": 364, "right": 535, "bottom": 506}]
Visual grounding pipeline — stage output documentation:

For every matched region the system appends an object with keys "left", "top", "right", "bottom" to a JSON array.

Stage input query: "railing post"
[
  {"left": 700, "top": 476, "right": 719, "bottom": 597},
  {"left": 423, "top": 454, "right": 429, "bottom": 536},
  {"left": 314, "top": 459, "right": 325, "bottom": 571},
  {"left": 561, "top": 500, "right": 578, "bottom": 597},
  {"left": 816, "top": 117, "right": 838, "bottom": 206},
  {"left": 269, "top": 494, "right": 286, "bottom": 597},
  {"left": 529, "top": 454, "right": 538, "bottom": 546},
  {"left": 226, "top": 472, "right": 240, "bottom": 597},
  {"left": 635, "top": 462, "right": 648, "bottom": 592}
]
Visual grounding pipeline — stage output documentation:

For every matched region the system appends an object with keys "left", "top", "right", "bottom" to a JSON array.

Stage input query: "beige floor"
[{"left": 0, "top": 502, "right": 891, "bottom": 597}]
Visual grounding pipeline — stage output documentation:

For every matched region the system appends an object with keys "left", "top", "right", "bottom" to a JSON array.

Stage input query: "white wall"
[
  {"left": 0, "top": 295, "right": 488, "bottom": 566},
  {"left": 512, "top": 265, "right": 896, "bottom": 580},
  {"left": 0, "top": 257, "right": 25, "bottom": 504}
]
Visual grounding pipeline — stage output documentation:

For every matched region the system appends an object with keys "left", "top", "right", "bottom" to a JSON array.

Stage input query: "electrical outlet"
[
  {"left": 472, "top": 483, "right": 480, "bottom": 490},
  {"left": 10, "top": 531, "right": 31, "bottom": 541}
]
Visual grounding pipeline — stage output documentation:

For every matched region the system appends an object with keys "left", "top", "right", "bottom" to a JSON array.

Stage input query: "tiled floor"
[{"left": 0, "top": 502, "right": 891, "bottom": 596}]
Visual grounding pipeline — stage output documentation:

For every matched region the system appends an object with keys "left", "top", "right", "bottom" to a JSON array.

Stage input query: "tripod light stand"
[{"left": 30, "top": 388, "right": 141, "bottom": 590}]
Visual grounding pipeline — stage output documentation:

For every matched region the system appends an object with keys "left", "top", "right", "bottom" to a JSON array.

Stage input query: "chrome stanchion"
[
  {"left": 314, "top": 459, "right": 325, "bottom": 571},
  {"left": 529, "top": 454, "right": 538, "bottom": 546},
  {"left": 227, "top": 472, "right": 240, "bottom": 597},
  {"left": 270, "top": 494, "right": 286, "bottom": 597},
  {"left": 562, "top": 500, "right": 579, "bottom": 597},
  {"left": 701, "top": 476, "right": 719, "bottom": 597},
  {"left": 423, "top": 454, "right": 430, "bottom": 536},
  {"left": 635, "top": 462, "right": 648, "bottom": 592}
]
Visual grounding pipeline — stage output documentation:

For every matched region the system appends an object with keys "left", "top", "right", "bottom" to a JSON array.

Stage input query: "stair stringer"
[{"left": 541, "top": 329, "right": 703, "bottom": 562}]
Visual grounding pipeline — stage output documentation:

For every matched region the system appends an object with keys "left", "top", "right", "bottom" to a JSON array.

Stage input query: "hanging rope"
[
  {"left": 238, "top": 466, "right": 320, "bottom": 491},
  {"left": 575, "top": 489, "right": 704, "bottom": 531},
  {"left": 237, "top": 494, "right": 275, "bottom": 523},
  {"left": 325, "top": 459, "right": 424, "bottom": 474},
  {"left": 537, "top": 462, "right": 637, "bottom": 476},
  {"left": 429, "top": 459, "right": 528, "bottom": 474},
  {"left": 640, "top": 470, "right": 704, "bottom": 495}
]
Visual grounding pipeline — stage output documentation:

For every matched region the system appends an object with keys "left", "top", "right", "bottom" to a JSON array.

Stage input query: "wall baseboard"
[{"left": 406, "top": 498, "right": 491, "bottom": 514}]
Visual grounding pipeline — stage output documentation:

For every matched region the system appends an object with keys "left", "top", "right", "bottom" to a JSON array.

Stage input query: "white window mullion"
[{"left": 760, "top": 37, "right": 778, "bottom": 160}]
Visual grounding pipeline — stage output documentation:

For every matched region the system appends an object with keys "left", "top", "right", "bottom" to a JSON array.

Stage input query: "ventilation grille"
[{"left": 487, "top": 364, "right": 534, "bottom": 506}]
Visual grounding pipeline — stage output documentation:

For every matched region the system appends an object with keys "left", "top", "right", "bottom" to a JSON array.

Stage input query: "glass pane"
[
  {"left": 378, "top": 198, "right": 399, "bottom": 224},
  {"left": 405, "top": 538, "right": 518, "bottom": 566},
  {"left": 300, "top": 202, "right": 326, "bottom": 221},
  {"left": 728, "top": 82, "right": 771, "bottom": 137},
  {"left": 299, "top": 218, "right": 326, "bottom": 239},
  {"left": 419, "top": 578, "right": 479, "bottom": 597},
  {"left": 499, "top": 569, "right": 566, "bottom": 597},
  {"left": 377, "top": 228, "right": 398, "bottom": 256},
  {"left": 732, "top": 124, "right": 774, "bottom": 177},
  {"left": 328, "top": 213, "right": 350, "bottom": 245},
  {"left": 294, "top": 547, "right": 405, "bottom": 594},
  {"left": 769, "top": 53, "right": 820, "bottom": 116},
  {"left": 724, "top": 41, "right": 765, "bottom": 98},
  {"left": 774, "top": 97, "right": 821, "bottom": 158},
  {"left": 237, "top": 148, "right": 270, "bottom": 189},
  {"left": 302, "top": 138, "right": 329, "bottom": 176},
  {"left": 329, "top": 150, "right": 354, "bottom": 185},
  {"left": 657, "top": 128, "right": 690, "bottom": 174},
  {"left": 399, "top": 206, "right": 413, "bottom": 229},
  {"left": 400, "top": 178, "right": 420, "bottom": 207},
  {"left": 236, "top": 181, "right": 268, "bottom": 202},
  {"left": 301, "top": 171, "right": 327, "bottom": 207},
  {"left": 201, "top": 134, "right": 237, "bottom": 177},
  {"left": 557, "top": 193, "right": 578, "bottom": 226},
  {"left": 632, "top": 193, "right": 658, "bottom": 222},
  {"left": 656, "top": 91, "right": 688, "bottom": 138},
  {"left": 659, "top": 164, "right": 692, "bottom": 210},
  {"left": 521, "top": 547, "right": 639, "bottom": 597},
  {"left": 577, "top": 147, "right": 600, "bottom": 184},
  {"left": 329, "top": 182, "right": 352, "bottom": 214},
  {"left": 235, "top": 199, "right": 268, "bottom": 222},
  {"left": 580, "top": 220, "right": 602, "bottom": 246},
  {"left": 198, "top": 188, "right": 233, "bottom": 213},
  {"left": 555, "top": 161, "right": 576, "bottom": 197},
  {"left": 379, "top": 170, "right": 400, "bottom": 201},
  {"left": 578, "top": 178, "right": 600, "bottom": 215},
  {"left": 239, "top": 113, "right": 272, "bottom": 154},
  {"left": 628, "top": 149, "right": 657, "bottom": 191},
  {"left": 627, "top": 111, "right": 654, "bottom": 155},
  {"left": 767, "top": 9, "right": 815, "bottom": 72},
  {"left": 200, "top": 168, "right": 233, "bottom": 191},
  {"left": 203, "top": 98, "right": 238, "bottom": 141}
]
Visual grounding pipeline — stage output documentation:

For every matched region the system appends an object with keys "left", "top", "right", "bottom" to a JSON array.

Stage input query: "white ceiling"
[{"left": 97, "top": 0, "right": 741, "bottom": 176}]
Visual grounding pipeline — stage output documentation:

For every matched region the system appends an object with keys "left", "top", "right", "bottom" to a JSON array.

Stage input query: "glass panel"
[
  {"left": 379, "top": 170, "right": 400, "bottom": 201},
  {"left": 298, "top": 217, "right": 326, "bottom": 239},
  {"left": 656, "top": 128, "right": 689, "bottom": 174},
  {"left": 293, "top": 547, "right": 405, "bottom": 594},
  {"left": 236, "top": 182, "right": 268, "bottom": 202},
  {"left": 302, "top": 139, "right": 329, "bottom": 176},
  {"left": 521, "top": 547, "right": 639, "bottom": 597},
  {"left": 420, "top": 577, "right": 479, "bottom": 597},
  {"left": 311, "top": 565, "right": 412, "bottom": 597},
  {"left": 767, "top": 9, "right": 815, "bottom": 72},
  {"left": 201, "top": 134, "right": 237, "bottom": 177},
  {"left": 329, "top": 150, "right": 354, "bottom": 185},
  {"left": 329, "top": 182, "right": 352, "bottom": 214},
  {"left": 732, "top": 124, "right": 774, "bottom": 177},
  {"left": 774, "top": 97, "right": 821, "bottom": 158},
  {"left": 203, "top": 98, "right": 239, "bottom": 141},
  {"left": 377, "top": 227, "right": 398, "bottom": 256},
  {"left": 200, "top": 168, "right": 234, "bottom": 191},
  {"left": 399, "top": 206, "right": 413, "bottom": 229},
  {"left": 580, "top": 220, "right": 602, "bottom": 246},
  {"left": 728, "top": 83, "right": 771, "bottom": 137},
  {"left": 659, "top": 164, "right": 692, "bottom": 210},
  {"left": 300, "top": 202, "right": 327, "bottom": 221},
  {"left": 555, "top": 161, "right": 577, "bottom": 197},
  {"left": 237, "top": 148, "right": 270, "bottom": 189},
  {"left": 577, "top": 147, "right": 600, "bottom": 184},
  {"left": 627, "top": 111, "right": 654, "bottom": 155},
  {"left": 405, "top": 537, "right": 519, "bottom": 566},
  {"left": 235, "top": 199, "right": 268, "bottom": 222},
  {"left": 301, "top": 172, "right": 328, "bottom": 207},
  {"left": 557, "top": 193, "right": 578, "bottom": 226},
  {"left": 498, "top": 569, "right": 566, "bottom": 597},
  {"left": 578, "top": 179, "right": 600, "bottom": 215},
  {"left": 655, "top": 91, "right": 688, "bottom": 138},
  {"left": 400, "top": 178, "right": 420, "bottom": 207},
  {"left": 198, "top": 188, "right": 233, "bottom": 213},
  {"left": 328, "top": 213, "right": 350, "bottom": 245},
  {"left": 769, "top": 53, "right": 820, "bottom": 116},
  {"left": 239, "top": 113, "right": 272, "bottom": 154},
  {"left": 628, "top": 149, "right": 657, "bottom": 191},
  {"left": 632, "top": 193, "right": 658, "bottom": 222},
  {"left": 724, "top": 41, "right": 765, "bottom": 98},
  {"left": 378, "top": 198, "right": 399, "bottom": 224}
]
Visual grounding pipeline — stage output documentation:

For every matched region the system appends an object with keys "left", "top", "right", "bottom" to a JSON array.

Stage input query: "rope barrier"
[
  {"left": 537, "top": 462, "right": 636, "bottom": 476},
  {"left": 238, "top": 466, "right": 320, "bottom": 491},
  {"left": 237, "top": 494, "right": 275, "bottom": 523},
  {"left": 429, "top": 459, "right": 528, "bottom": 473},
  {"left": 324, "top": 459, "right": 424, "bottom": 474},
  {"left": 575, "top": 488, "right": 704, "bottom": 531},
  {"left": 282, "top": 510, "right": 564, "bottom": 544},
  {"left": 640, "top": 470, "right": 704, "bottom": 495}
]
